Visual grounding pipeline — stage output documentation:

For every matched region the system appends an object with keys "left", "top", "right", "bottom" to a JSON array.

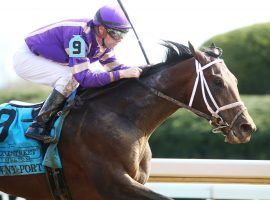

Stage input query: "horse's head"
[{"left": 188, "top": 42, "right": 256, "bottom": 144}]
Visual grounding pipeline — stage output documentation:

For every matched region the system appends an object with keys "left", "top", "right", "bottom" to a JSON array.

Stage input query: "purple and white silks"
[{"left": 25, "top": 19, "right": 130, "bottom": 88}]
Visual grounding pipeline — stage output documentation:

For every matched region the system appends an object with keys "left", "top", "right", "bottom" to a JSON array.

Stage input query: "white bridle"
[
  {"left": 136, "top": 58, "right": 246, "bottom": 134},
  {"left": 188, "top": 59, "right": 246, "bottom": 132}
]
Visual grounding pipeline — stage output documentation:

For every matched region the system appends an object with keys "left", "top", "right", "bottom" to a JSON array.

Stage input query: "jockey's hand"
[
  {"left": 119, "top": 67, "right": 142, "bottom": 79},
  {"left": 140, "top": 63, "right": 154, "bottom": 69}
]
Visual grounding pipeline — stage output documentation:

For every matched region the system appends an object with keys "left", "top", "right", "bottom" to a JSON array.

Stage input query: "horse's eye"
[{"left": 213, "top": 78, "right": 224, "bottom": 88}]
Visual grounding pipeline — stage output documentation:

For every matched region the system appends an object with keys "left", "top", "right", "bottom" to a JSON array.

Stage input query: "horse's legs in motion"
[{"left": 108, "top": 171, "right": 173, "bottom": 200}]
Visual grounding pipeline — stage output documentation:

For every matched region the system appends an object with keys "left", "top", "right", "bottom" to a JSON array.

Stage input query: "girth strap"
[{"left": 45, "top": 167, "right": 72, "bottom": 200}]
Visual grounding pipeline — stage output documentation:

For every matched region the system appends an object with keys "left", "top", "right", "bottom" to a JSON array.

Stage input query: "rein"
[{"left": 135, "top": 80, "right": 212, "bottom": 121}]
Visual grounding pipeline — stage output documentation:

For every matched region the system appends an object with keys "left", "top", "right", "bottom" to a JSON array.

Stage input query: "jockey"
[{"left": 13, "top": 5, "right": 143, "bottom": 143}]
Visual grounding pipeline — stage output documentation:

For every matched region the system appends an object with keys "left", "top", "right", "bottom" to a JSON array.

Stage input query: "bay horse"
[{"left": 0, "top": 42, "right": 256, "bottom": 200}]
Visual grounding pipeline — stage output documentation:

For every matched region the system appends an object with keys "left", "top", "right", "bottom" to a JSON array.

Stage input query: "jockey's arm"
[
  {"left": 69, "top": 58, "right": 142, "bottom": 88},
  {"left": 98, "top": 49, "right": 142, "bottom": 79},
  {"left": 69, "top": 57, "right": 121, "bottom": 88}
]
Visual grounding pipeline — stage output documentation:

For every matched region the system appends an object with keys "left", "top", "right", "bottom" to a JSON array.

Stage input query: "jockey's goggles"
[{"left": 105, "top": 28, "right": 128, "bottom": 40}]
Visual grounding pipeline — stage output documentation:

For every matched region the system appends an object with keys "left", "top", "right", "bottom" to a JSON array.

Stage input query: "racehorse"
[{"left": 0, "top": 41, "right": 256, "bottom": 200}]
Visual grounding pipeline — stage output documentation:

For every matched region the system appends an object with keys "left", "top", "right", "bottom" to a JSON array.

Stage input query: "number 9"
[{"left": 72, "top": 41, "right": 81, "bottom": 55}]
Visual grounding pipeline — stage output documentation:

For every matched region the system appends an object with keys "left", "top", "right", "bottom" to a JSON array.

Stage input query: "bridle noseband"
[{"left": 137, "top": 58, "right": 246, "bottom": 135}]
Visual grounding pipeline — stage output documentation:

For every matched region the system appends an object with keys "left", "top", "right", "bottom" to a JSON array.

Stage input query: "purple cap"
[{"left": 93, "top": 5, "right": 131, "bottom": 30}]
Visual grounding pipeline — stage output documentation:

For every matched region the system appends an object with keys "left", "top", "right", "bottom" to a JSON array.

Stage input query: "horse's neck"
[
  {"left": 138, "top": 58, "right": 195, "bottom": 136},
  {"left": 103, "top": 58, "right": 195, "bottom": 137}
]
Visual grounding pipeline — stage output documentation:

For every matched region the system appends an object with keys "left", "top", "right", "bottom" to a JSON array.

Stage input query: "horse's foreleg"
[{"left": 107, "top": 172, "right": 173, "bottom": 200}]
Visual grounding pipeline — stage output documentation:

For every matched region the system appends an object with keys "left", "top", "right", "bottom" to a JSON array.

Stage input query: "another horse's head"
[{"left": 187, "top": 42, "right": 256, "bottom": 144}]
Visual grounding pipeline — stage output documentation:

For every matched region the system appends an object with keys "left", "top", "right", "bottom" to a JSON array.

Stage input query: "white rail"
[
  {"left": 146, "top": 183, "right": 270, "bottom": 200},
  {"left": 149, "top": 158, "right": 270, "bottom": 184}
]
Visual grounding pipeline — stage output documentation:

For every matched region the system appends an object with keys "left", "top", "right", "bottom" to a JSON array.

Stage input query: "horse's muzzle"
[{"left": 224, "top": 122, "right": 256, "bottom": 144}]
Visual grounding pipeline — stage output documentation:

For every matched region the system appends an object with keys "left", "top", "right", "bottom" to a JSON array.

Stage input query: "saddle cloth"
[{"left": 0, "top": 92, "right": 75, "bottom": 176}]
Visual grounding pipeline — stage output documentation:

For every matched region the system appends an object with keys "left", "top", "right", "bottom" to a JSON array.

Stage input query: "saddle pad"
[
  {"left": 0, "top": 103, "right": 45, "bottom": 176},
  {"left": 0, "top": 91, "right": 75, "bottom": 176}
]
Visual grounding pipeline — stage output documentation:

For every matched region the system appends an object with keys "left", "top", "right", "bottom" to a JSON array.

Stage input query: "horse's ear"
[
  {"left": 188, "top": 41, "right": 196, "bottom": 55},
  {"left": 188, "top": 41, "right": 206, "bottom": 65},
  {"left": 210, "top": 42, "right": 216, "bottom": 49}
]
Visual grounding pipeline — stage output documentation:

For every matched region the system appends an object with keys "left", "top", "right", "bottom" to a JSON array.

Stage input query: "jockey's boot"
[{"left": 25, "top": 89, "right": 66, "bottom": 143}]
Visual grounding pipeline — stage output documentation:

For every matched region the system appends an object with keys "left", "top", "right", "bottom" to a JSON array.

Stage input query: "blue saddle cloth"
[{"left": 0, "top": 92, "right": 75, "bottom": 176}]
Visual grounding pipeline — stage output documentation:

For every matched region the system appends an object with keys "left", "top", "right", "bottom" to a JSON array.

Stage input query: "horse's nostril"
[{"left": 240, "top": 123, "right": 256, "bottom": 133}]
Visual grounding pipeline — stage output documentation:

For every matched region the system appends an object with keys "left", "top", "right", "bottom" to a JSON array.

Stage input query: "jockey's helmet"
[{"left": 93, "top": 5, "right": 131, "bottom": 31}]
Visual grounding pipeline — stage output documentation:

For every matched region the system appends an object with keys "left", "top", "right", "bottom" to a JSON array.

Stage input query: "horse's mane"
[
  {"left": 161, "top": 40, "right": 193, "bottom": 65},
  {"left": 141, "top": 40, "right": 193, "bottom": 77},
  {"left": 77, "top": 41, "right": 193, "bottom": 98}
]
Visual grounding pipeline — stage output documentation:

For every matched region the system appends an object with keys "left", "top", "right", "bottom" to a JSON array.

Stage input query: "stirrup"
[{"left": 25, "top": 132, "right": 56, "bottom": 144}]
